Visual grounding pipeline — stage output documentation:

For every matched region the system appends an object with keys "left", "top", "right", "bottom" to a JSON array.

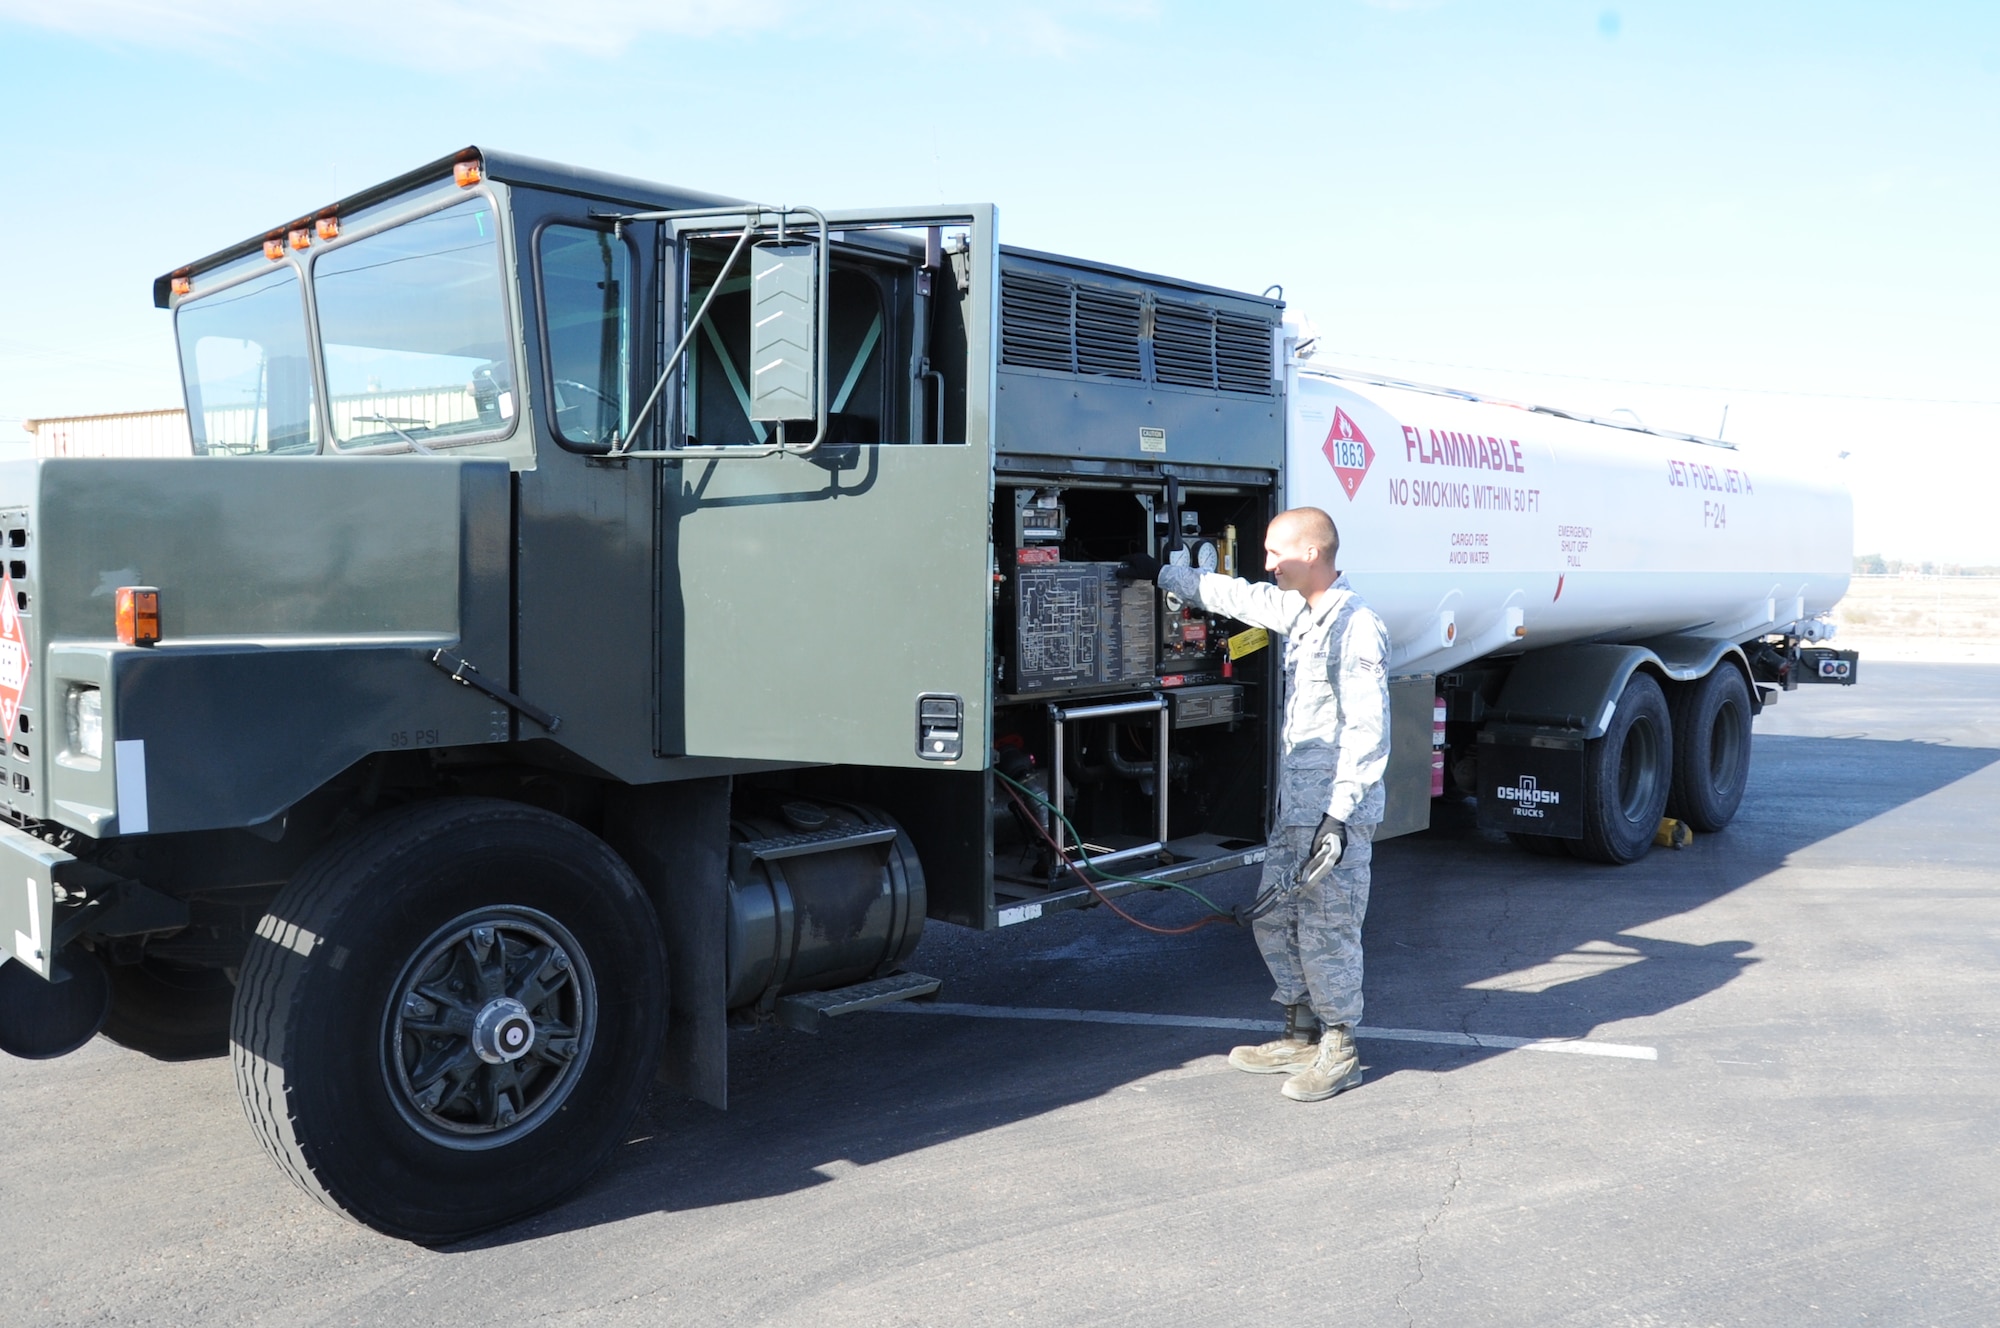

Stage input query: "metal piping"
[{"left": 1047, "top": 696, "right": 1170, "bottom": 867}]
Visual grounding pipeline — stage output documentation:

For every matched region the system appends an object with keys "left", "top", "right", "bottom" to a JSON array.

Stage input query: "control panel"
[{"left": 1009, "top": 561, "right": 1156, "bottom": 695}]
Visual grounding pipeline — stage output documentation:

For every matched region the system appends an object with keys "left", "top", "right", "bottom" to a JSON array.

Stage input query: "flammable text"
[{"left": 1402, "top": 426, "right": 1527, "bottom": 474}]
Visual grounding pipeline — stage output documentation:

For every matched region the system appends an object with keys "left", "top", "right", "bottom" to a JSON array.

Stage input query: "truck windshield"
[
  {"left": 176, "top": 266, "right": 321, "bottom": 455},
  {"left": 314, "top": 197, "right": 517, "bottom": 450}
]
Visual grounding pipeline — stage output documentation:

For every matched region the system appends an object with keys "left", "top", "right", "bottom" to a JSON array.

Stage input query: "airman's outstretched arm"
[{"left": 1156, "top": 565, "right": 1309, "bottom": 636}]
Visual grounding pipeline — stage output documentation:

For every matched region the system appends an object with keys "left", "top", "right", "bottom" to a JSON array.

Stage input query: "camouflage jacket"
[{"left": 1158, "top": 568, "right": 1391, "bottom": 827}]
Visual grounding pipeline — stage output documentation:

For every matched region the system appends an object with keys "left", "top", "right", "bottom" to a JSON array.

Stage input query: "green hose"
[{"left": 993, "top": 767, "right": 1234, "bottom": 919}]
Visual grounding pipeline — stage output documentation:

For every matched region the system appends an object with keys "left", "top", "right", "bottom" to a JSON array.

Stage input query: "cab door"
[{"left": 658, "top": 205, "right": 996, "bottom": 772}]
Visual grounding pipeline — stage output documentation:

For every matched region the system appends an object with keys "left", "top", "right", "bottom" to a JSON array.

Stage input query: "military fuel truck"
[{"left": 0, "top": 147, "right": 1852, "bottom": 1242}]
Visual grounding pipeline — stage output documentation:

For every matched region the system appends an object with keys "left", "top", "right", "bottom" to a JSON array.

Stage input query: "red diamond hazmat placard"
[
  {"left": 0, "top": 573, "right": 27, "bottom": 741},
  {"left": 1321, "top": 408, "right": 1375, "bottom": 500}
]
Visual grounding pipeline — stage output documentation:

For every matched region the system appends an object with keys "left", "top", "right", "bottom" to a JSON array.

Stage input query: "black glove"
[
  {"left": 1299, "top": 813, "right": 1348, "bottom": 888},
  {"left": 1115, "top": 553, "right": 1163, "bottom": 582}
]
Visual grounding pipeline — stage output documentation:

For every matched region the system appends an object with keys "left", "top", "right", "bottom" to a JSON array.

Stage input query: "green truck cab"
[{"left": 0, "top": 148, "right": 1363, "bottom": 1241}]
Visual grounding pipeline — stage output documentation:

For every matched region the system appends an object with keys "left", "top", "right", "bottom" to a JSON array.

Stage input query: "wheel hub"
[
  {"left": 471, "top": 997, "right": 536, "bottom": 1064},
  {"left": 381, "top": 907, "right": 595, "bottom": 1147}
]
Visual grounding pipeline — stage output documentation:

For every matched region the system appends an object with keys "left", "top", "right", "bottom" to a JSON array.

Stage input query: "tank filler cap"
[{"left": 780, "top": 800, "right": 832, "bottom": 832}]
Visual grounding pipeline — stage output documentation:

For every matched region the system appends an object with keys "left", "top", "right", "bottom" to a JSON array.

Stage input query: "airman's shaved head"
[
  {"left": 1264, "top": 506, "right": 1341, "bottom": 598},
  {"left": 1271, "top": 507, "right": 1339, "bottom": 565}
]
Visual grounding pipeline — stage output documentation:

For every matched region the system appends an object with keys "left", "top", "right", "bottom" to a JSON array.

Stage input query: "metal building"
[{"left": 23, "top": 409, "right": 192, "bottom": 458}]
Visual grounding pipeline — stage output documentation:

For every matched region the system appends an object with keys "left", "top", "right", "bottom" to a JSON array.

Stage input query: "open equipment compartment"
[
  {"left": 736, "top": 242, "right": 1288, "bottom": 930},
  {"left": 979, "top": 247, "right": 1287, "bottom": 922},
  {"left": 990, "top": 476, "right": 1277, "bottom": 902}
]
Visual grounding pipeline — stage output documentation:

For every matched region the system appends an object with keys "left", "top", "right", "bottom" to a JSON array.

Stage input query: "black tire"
[
  {"left": 1506, "top": 831, "right": 1571, "bottom": 857},
  {"left": 231, "top": 798, "right": 668, "bottom": 1243},
  {"left": 101, "top": 959, "right": 234, "bottom": 1061},
  {"left": 1667, "top": 665, "right": 1754, "bottom": 833},
  {"left": 1573, "top": 672, "right": 1674, "bottom": 865},
  {"left": 0, "top": 946, "right": 109, "bottom": 1060}
]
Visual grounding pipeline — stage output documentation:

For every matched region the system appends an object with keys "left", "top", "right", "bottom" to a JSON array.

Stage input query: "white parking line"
[{"left": 874, "top": 1001, "right": 1658, "bottom": 1061}]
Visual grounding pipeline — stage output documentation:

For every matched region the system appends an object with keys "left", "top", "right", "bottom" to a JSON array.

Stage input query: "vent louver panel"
[
  {"left": 1000, "top": 272, "right": 1073, "bottom": 372},
  {"left": 1073, "top": 287, "right": 1143, "bottom": 380},
  {"left": 1215, "top": 313, "right": 1274, "bottom": 394},
  {"left": 1152, "top": 301, "right": 1217, "bottom": 389},
  {"left": 1001, "top": 266, "right": 1275, "bottom": 395}
]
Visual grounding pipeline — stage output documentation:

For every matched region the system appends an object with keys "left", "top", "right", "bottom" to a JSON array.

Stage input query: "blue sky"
[{"left": 1, "top": 0, "right": 1995, "bottom": 560}]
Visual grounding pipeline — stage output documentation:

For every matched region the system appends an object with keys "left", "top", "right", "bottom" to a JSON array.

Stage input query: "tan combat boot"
[
  {"left": 1227, "top": 1003, "right": 1322, "bottom": 1074},
  {"left": 1281, "top": 1024, "right": 1363, "bottom": 1102}
]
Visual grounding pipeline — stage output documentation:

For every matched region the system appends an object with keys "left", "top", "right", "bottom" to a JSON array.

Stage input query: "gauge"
[{"left": 1194, "top": 540, "right": 1219, "bottom": 573}]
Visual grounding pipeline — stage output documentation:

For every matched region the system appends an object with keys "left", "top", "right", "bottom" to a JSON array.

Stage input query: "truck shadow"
[
  {"left": 461, "top": 732, "right": 1998, "bottom": 1247},
  {"left": 1363, "top": 732, "right": 2000, "bottom": 1049}
]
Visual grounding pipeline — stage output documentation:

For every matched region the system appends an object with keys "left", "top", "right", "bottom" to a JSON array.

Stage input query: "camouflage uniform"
[{"left": 1158, "top": 567, "right": 1391, "bottom": 1029}]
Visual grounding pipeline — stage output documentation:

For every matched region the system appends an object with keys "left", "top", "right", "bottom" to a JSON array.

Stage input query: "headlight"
[{"left": 65, "top": 685, "right": 101, "bottom": 761}]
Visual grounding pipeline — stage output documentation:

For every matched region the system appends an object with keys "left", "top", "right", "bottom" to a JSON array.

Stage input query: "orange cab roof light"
[
  {"left": 170, "top": 275, "right": 192, "bottom": 297},
  {"left": 316, "top": 215, "right": 340, "bottom": 241},
  {"left": 115, "top": 587, "right": 161, "bottom": 648},
  {"left": 454, "top": 159, "right": 483, "bottom": 188},
  {"left": 263, "top": 238, "right": 285, "bottom": 261},
  {"left": 288, "top": 227, "right": 312, "bottom": 251}
]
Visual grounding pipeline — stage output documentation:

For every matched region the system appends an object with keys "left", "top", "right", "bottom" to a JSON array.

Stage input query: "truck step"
[
  {"left": 776, "top": 972, "right": 942, "bottom": 1033},
  {"left": 731, "top": 825, "right": 900, "bottom": 884}
]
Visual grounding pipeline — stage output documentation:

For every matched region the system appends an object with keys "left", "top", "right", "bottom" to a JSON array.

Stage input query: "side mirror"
[{"left": 748, "top": 240, "right": 819, "bottom": 423}]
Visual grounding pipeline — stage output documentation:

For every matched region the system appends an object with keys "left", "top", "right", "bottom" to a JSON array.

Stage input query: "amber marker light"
[
  {"left": 115, "top": 587, "right": 161, "bottom": 647},
  {"left": 170, "top": 275, "right": 192, "bottom": 297},
  {"left": 288, "top": 227, "right": 311, "bottom": 251},
  {"left": 263, "top": 238, "right": 285, "bottom": 261},
  {"left": 316, "top": 216, "right": 340, "bottom": 241},
  {"left": 454, "top": 159, "right": 483, "bottom": 188}
]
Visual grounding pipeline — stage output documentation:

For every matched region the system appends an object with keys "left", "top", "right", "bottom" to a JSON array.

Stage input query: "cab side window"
[{"left": 539, "top": 224, "right": 631, "bottom": 449}]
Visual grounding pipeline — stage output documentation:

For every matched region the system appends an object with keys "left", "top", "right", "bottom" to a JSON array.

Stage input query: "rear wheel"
[
  {"left": 1573, "top": 673, "right": 1674, "bottom": 865},
  {"left": 101, "top": 959, "right": 234, "bottom": 1061},
  {"left": 1668, "top": 665, "right": 1754, "bottom": 833},
  {"left": 231, "top": 798, "right": 667, "bottom": 1243}
]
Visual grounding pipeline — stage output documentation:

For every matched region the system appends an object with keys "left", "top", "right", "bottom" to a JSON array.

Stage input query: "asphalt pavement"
[{"left": 3, "top": 662, "right": 1996, "bottom": 1325}]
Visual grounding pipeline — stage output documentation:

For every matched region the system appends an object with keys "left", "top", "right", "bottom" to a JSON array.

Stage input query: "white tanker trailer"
[{"left": 1277, "top": 346, "right": 1856, "bottom": 863}]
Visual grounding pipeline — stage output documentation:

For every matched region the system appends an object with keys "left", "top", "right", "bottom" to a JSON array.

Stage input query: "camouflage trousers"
[{"left": 1254, "top": 819, "right": 1376, "bottom": 1029}]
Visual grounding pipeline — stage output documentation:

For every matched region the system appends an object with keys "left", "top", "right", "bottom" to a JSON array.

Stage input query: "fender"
[{"left": 1492, "top": 635, "right": 1753, "bottom": 740}]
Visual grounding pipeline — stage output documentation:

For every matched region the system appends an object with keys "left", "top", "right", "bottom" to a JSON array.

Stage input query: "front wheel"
[{"left": 231, "top": 799, "right": 668, "bottom": 1243}]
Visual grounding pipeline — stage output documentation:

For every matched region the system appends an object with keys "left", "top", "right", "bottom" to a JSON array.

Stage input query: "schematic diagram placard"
[
  {"left": 1011, "top": 563, "right": 1156, "bottom": 694},
  {"left": 1018, "top": 567, "right": 1099, "bottom": 680}
]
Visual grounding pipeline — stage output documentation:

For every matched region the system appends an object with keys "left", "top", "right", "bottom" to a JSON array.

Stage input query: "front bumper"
[{"left": 0, "top": 821, "right": 79, "bottom": 980}]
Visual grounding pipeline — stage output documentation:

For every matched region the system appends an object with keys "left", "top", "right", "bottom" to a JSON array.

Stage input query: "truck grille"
[{"left": 0, "top": 508, "right": 37, "bottom": 820}]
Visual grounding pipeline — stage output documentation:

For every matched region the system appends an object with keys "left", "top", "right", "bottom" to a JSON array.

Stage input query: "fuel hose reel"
[{"left": 723, "top": 799, "right": 926, "bottom": 1011}]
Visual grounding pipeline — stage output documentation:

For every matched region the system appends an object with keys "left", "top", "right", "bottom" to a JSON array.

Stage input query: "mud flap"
[
  {"left": 1476, "top": 726, "right": 1587, "bottom": 840},
  {"left": 603, "top": 777, "right": 732, "bottom": 1111}
]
